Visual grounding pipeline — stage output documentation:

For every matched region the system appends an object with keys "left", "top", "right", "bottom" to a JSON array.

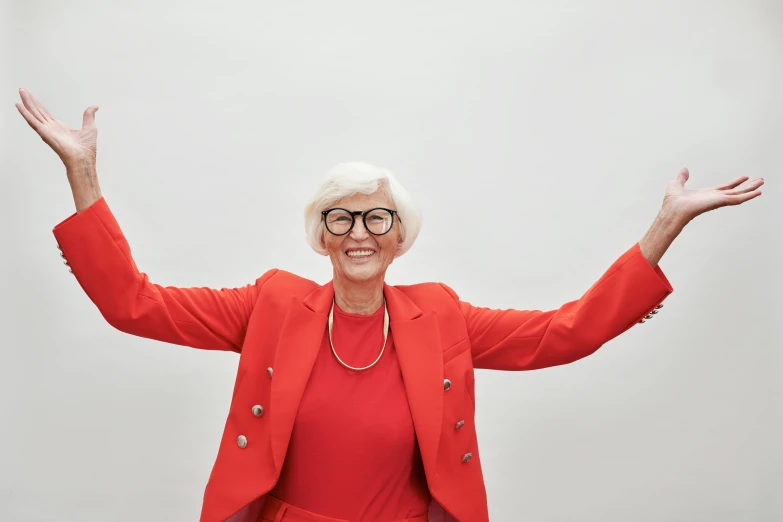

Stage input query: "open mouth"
[{"left": 345, "top": 249, "right": 376, "bottom": 260}]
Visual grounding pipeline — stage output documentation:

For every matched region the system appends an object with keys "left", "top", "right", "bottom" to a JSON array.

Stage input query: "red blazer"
[{"left": 52, "top": 198, "right": 673, "bottom": 522}]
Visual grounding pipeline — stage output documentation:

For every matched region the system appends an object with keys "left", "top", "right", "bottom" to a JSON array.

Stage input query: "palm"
[
  {"left": 663, "top": 168, "right": 764, "bottom": 222},
  {"left": 16, "top": 88, "right": 99, "bottom": 165}
]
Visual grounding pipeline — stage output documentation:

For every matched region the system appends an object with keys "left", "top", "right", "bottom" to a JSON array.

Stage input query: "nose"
[{"left": 349, "top": 217, "right": 370, "bottom": 241}]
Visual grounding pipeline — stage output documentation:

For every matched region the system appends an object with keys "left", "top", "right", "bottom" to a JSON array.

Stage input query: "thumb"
[
  {"left": 82, "top": 105, "right": 99, "bottom": 129},
  {"left": 675, "top": 167, "right": 689, "bottom": 186}
]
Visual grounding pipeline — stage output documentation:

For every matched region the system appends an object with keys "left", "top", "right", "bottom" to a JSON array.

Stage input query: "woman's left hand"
[
  {"left": 663, "top": 167, "right": 764, "bottom": 225},
  {"left": 639, "top": 168, "right": 764, "bottom": 267}
]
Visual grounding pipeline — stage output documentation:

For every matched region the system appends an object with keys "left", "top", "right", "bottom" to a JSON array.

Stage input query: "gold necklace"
[{"left": 328, "top": 297, "right": 389, "bottom": 371}]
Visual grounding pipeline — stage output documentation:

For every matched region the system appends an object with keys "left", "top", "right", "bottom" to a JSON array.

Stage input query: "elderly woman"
[{"left": 16, "top": 89, "right": 763, "bottom": 522}]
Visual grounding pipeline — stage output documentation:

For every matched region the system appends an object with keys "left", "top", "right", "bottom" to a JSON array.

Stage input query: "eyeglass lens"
[{"left": 325, "top": 209, "right": 393, "bottom": 235}]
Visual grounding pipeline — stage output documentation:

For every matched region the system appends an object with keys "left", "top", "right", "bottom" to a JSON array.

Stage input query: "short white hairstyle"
[{"left": 304, "top": 162, "right": 422, "bottom": 257}]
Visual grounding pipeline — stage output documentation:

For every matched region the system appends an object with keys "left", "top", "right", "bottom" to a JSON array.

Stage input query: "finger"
[
  {"left": 725, "top": 190, "right": 762, "bottom": 205},
  {"left": 81, "top": 105, "right": 99, "bottom": 129},
  {"left": 725, "top": 178, "right": 764, "bottom": 196},
  {"left": 27, "top": 90, "right": 56, "bottom": 121},
  {"left": 715, "top": 176, "right": 749, "bottom": 191},
  {"left": 19, "top": 89, "right": 47, "bottom": 124},
  {"left": 15, "top": 101, "right": 44, "bottom": 133}
]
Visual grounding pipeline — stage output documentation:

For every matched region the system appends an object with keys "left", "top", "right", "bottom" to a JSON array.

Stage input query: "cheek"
[
  {"left": 380, "top": 238, "right": 400, "bottom": 261},
  {"left": 324, "top": 238, "right": 341, "bottom": 257}
]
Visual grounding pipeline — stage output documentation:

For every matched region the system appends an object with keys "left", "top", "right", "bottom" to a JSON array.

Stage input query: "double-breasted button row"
[
  {"left": 445, "top": 377, "right": 471, "bottom": 463},
  {"left": 57, "top": 244, "right": 73, "bottom": 274},
  {"left": 237, "top": 367, "right": 274, "bottom": 448},
  {"left": 638, "top": 303, "right": 664, "bottom": 324},
  {"left": 237, "top": 366, "right": 275, "bottom": 448}
]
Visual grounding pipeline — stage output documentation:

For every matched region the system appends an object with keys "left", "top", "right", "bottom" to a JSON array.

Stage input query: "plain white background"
[{"left": 2, "top": 1, "right": 781, "bottom": 520}]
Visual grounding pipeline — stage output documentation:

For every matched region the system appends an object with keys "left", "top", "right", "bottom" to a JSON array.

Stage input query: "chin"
[
  {"left": 342, "top": 265, "right": 381, "bottom": 282},
  {"left": 346, "top": 271, "right": 379, "bottom": 283}
]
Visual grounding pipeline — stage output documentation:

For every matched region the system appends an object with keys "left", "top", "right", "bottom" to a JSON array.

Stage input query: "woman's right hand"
[{"left": 16, "top": 88, "right": 100, "bottom": 169}]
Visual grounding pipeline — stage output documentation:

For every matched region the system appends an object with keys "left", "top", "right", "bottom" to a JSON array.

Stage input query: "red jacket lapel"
[
  {"left": 269, "top": 282, "right": 333, "bottom": 470},
  {"left": 384, "top": 283, "right": 444, "bottom": 479}
]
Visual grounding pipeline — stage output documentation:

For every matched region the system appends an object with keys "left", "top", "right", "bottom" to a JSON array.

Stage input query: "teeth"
[{"left": 347, "top": 250, "right": 374, "bottom": 257}]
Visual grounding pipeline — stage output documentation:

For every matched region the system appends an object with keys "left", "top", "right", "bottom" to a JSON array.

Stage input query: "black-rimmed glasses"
[{"left": 322, "top": 207, "right": 398, "bottom": 236}]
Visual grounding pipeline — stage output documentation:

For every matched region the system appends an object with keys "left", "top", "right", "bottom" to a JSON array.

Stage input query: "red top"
[{"left": 270, "top": 301, "right": 431, "bottom": 521}]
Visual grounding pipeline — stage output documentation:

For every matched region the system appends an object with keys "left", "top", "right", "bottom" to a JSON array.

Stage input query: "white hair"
[{"left": 304, "top": 162, "right": 422, "bottom": 257}]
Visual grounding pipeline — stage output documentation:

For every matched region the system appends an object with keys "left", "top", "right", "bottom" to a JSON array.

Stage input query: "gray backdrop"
[{"left": 2, "top": 1, "right": 781, "bottom": 520}]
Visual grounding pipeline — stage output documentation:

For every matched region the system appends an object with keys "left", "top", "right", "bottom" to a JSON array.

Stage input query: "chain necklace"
[{"left": 328, "top": 297, "right": 389, "bottom": 371}]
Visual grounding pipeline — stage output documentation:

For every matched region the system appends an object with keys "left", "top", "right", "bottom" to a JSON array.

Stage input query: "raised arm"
[
  {"left": 442, "top": 241, "right": 673, "bottom": 370},
  {"left": 440, "top": 166, "right": 763, "bottom": 371},
  {"left": 17, "top": 88, "right": 272, "bottom": 352},
  {"left": 53, "top": 198, "right": 276, "bottom": 352}
]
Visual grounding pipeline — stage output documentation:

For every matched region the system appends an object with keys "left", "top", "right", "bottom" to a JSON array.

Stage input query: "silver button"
[
  {"left": 59, "top": 252, "right": 66, "bottom": 260},
  {"left": 462, "top": 452, "right": 472, "bottom": 463},
  {"left": 56, "top": 244, "right": 62, "bottom": 251},
  {"left": 251, "top": 405, "right": 264, "bottom": 417},
  {"left": 267, "top": 367, "right": 274, "bottom": 379},
  {"left": 455, "top": 420, "right": 465, "bottom": 430},
  {"left": 237, "top": 435, "right": 247, "bottom": 448},
  {"left": 645, "top": 314, "right": 654, "bottom": 320},
  {"left": 638, "top": 319, "right": 646, "bottom": 323},
  {"left": 656, "top": 304, "right": 664, "bottom": 309},
  {"left": 649, "top": 310, "right": 659, "bottom": 315},
  {"left": 68, "top": 269, "right": 73, "bottom": 274},
  {"left": 444, "top": 379, "right": 451, "bottom": 391},
  {"left": 62, "top": 260, "right": 69, "bottom": 266}
]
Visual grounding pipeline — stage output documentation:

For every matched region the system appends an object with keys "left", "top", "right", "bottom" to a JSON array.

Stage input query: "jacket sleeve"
[
  {"left": 440, "top": 242, "right": 673, "bottom": 370},
  {"left": 52, "top": 197, "right": 277, "bottom": 353}
]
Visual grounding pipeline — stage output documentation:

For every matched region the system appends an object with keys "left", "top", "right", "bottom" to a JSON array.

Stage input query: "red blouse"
[{"left": 269, "top": 301, "right": 431, "bottom": 521}]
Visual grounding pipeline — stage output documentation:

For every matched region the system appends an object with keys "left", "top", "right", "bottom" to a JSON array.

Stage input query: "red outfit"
[
  {"left": 270, "top": 303, "right": 430, "bottom": 520},
  {"left": 52, "top": 197, "right": 675, "bottom": 522},
  {"left": 259, "top": 495, "right": 428, "bottom": 522}
]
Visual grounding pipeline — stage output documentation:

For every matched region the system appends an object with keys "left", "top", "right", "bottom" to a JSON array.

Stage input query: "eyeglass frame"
[{"left": 321, "top": 207, "right": 399, "bottom": 236}]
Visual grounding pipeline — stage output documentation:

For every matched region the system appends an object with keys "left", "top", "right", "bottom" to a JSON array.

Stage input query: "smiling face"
[{"left": 322, "top": 190, "right": 401, "bottom": 285}]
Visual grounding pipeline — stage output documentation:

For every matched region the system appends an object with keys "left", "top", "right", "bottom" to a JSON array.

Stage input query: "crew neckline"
[{"left": 333, "top": 300, "right": 386, "bottom": 319}]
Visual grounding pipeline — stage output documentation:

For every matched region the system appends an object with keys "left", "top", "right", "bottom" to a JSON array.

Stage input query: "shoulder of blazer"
[
  {"left": 391, "top": 281, "right": 462, "bottom": 312},
  {"left": 254, "top": 268, "right": 321, "bottom": 300},
  {"left": 392, "top": 281, "right": 460, "bottom": 303},
  {"left": 392, "top": 281, "right": 469, "bottom": 349}
]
